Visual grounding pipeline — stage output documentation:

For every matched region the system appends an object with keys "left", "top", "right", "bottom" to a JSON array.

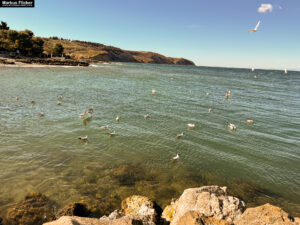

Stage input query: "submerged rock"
[
  {"left": 235, "top": 203, "right": 300, "bottom": 225},
  {"left": 162, "top": 186, "right": 245, "bottom": 225},
  {"left": 6, "top": 192, "right": 55, "bottom": 225},
  {"left": 111, "top": 164, "right": 144, "bottom": 185},
  {"left": 55, "top": 202, "right": 91, "bottom": 218}
]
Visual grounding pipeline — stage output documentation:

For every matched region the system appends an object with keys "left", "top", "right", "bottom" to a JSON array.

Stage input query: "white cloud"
[{"left": 258, "top": 4, "right": 273, "bottom": 13}]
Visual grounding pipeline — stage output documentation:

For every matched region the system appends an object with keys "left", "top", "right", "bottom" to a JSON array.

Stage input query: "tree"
[
  {"left": 52, "top": 43, "right": 64, "bottom": 56},
  {"left": 0, "top": 21, "right": 9, "bottom": 30},
  {"left": 32, "top": 37, "right": 44, "bottom": 56}
]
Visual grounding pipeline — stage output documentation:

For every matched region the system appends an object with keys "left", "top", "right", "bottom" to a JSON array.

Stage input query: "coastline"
[{"left": 2, "top": 185, "right": 299, "bottom": 225}]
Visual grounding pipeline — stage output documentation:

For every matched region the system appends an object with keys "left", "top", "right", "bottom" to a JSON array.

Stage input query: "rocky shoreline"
[
  {"left": 2, "top": 186, "right": 299, "bottom": 225},
  {"left": 0, "top": 57, "right": 89, "bottom": 67}
]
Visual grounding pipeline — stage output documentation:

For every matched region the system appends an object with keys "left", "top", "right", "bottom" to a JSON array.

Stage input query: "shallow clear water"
[{"left": 0, "top": 63, "right": 299, "bottom": 216}]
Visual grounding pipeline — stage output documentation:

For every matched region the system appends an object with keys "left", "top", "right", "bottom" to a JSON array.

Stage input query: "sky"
[{"left": 0, "top": 0, "right": 300, "bottom": 70}]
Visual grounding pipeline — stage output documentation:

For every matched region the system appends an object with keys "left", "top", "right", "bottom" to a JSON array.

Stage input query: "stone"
[
  {"left": 121, "top": 195, "right": 161, "bottom": 225},
  {"left": 176, "top": 211, "right": 233, "bottom": 225},
  {"left": 56, "top": 203, "right": 91, "bottom": 218},
  {"left": 162, "top": 186, "right": 245, "bottom": 225},
  {"left": 6, "top": 192, "right": 55, "bottom": 225},
  {"left": 235, "top": 203, "right": 299, "bottom": 225},
  {"left": 44, "top": 215, "right": 144, "bottom": 225}
]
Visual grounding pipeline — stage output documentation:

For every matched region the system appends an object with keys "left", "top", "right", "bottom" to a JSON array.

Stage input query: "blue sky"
[{"left": 1, "top": 0, "right": 299, "bottom": 70}]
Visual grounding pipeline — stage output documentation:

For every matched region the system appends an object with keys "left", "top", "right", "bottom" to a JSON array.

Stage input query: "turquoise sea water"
[{"left": 0, "top": 63, "right": 299, "bottom": 217}]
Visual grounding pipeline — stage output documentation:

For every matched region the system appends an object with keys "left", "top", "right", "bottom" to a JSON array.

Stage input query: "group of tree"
[{"left": 0, "top": 21, "right": 64, "bottom": 57}]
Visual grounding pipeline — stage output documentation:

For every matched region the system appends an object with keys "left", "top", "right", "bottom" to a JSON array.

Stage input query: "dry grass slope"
[{"left": 42, "top": 38, "right": 195, "bottom": 65}]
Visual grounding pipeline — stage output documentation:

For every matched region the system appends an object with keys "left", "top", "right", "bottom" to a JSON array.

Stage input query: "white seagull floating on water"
[
  {"left": 109, "top": 131, "right": 117, "bottom": 137},
  {"left": 100, "top": 125, "right": 109, "bottom": 130},
  {"left": 187, "top": 123, "right": 195, "bottom": 129},
  {"left": 225, "top": 90, "right": 231, "bottom": 99},
  {"left": 172, "top": 153, "right": 179, "bottom": 161},
  {"left": 78, "top": 135, "right": 88, "bottom": 141},
  {"left": 228, "top": 123, "right": 236, "bottom": 131},
  {"left": 246, "top": 120, "right": 254, "bottom": 125},
  {"left": 176, "top": 132, "right": 184, "bottom": 139}
]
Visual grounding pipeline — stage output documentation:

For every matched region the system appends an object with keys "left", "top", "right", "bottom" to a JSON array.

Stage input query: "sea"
[{"left": 0, "top": 63, "right": 299, "bottom": 217}]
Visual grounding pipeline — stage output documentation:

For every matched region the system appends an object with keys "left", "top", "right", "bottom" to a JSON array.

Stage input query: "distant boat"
[
  {"left": 250, "top": 20, "right": 260, "bottom": 33},
  {"left": 284, "top": 69, "right": 288, "bottom": 74}
]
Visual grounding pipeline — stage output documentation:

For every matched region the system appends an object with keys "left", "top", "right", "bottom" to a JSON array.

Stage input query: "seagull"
[
  {"left": 284, "top": 69, "right": 288, "bottom": 74},
  {"left": 206, "top": 92, "right": 209, "bottom": 96},
  {"left": 109, "top": 131, "right": 117, "bottom": 137},
  {"left": 250, "top": 20, "right": 260, "bottom": 33},
  {"left": 254, "top": 75, "right": 258, "bottom": 79},
  {"left": 251, "top": 67, "right": 255, "bottom": 72},
  {"left": 228, "top": 123, "right": 236, "bottom": 131},
  {"left": 57, "top": 95, "right": 63, "bottom": 100},
  {"left": 176, "top": 132, "right": 184, "bottom": 139},
  {"left": 79, "top": 111, "right": 88, "bottom": 119},
  {"left": 208, "top": 108, "right": 212, "bottom": 113},
  {"left": 39, "top": 112, "right": 45, "bottom": 117},
  {"left": 56, "top": 102, "right": 62, "bottom": 106},
  {"left": 225, "top": 90, "right": 231, "bottom": 99},
  {"left": 172, "top": 153, "right": 179, "bottom": 161},
  {"left": 152, "top": 90, "right": 156, "bottom": 94},
  {"left": 100, "top": 125, "right": 109, "bottom": 130},
  {"left": 87, "top": 108, "right": 94, "bottom": 114},
  {"left": 78, "top": 135, "right": 88, "bottom": 141},
  {"left": 116, "top": 116, "right": 120, "bottom": 122},
  {"left": 187, "top": 123, "right": 195, "bottom": 129},
  {"left": 30, "top": 100, "right": 35, "bottom": 104},
  {"left": 144, "top": 114, "right": 150, "bottom": 119},
  {"left": 16, "top": 96, "right": 19, "bottom": 101},
  {"left": 246, "top": 120, "right": 254, "bottom": 125}
]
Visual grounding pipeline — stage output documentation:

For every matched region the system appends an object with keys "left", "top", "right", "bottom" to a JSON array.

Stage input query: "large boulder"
[
  {"left": 235, "top": 203, "right": 300, "bottom": 225},
  {"left": 120, "top": 195, "right": 161, "bottom": 225},
  {"left": 176, "top": 211, "right": 233, "bottom": 225},
  {"left": 6, "top": 192, "right": 55, "bottom": 225},
  {"left": 162, "top": 186, "right": 245, "bottom": 225},
  {"left": 44, "top": 216, "right": 143, "bottom": 225}
]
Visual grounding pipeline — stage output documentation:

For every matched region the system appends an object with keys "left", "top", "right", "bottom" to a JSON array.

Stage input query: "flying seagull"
[{"left": 250, "top": 20, "right": 260, "bottom": 33}]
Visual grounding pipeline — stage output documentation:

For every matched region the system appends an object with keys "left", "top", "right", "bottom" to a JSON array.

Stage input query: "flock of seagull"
[{"left": 14, "top": 66, "right": 289, "bottom": 162}]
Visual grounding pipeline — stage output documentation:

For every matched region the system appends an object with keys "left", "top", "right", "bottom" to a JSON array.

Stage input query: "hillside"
[{"left": 42, "top": 38, "right": 195, "bottom": 65}]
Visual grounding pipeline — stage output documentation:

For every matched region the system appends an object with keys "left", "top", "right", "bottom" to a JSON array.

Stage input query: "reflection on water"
[{"left": 0, "top": 64, "right": 299, "bottom": 218}]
